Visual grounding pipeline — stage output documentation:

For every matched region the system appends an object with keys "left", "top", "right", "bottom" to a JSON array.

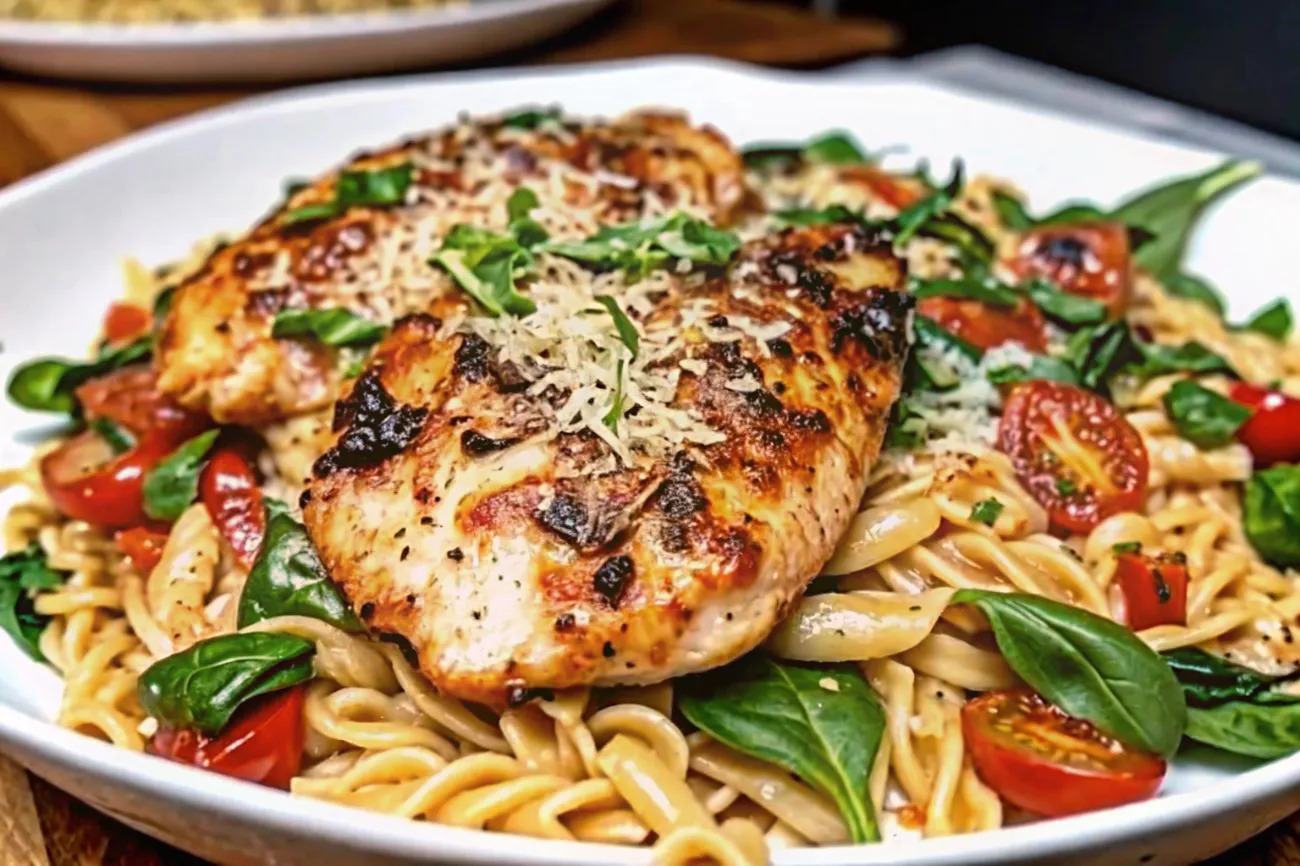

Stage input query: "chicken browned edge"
[
  {"left": 154, "top": 111, "right": 748, "bottom": 425},
  {"left": 302, "top": 223, "right": 913, "bottom": 707}
]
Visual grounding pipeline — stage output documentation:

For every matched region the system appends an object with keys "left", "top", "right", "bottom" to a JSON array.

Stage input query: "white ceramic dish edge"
[{"left": 1, "top": 56, "right": 1298, "bottom": 865}]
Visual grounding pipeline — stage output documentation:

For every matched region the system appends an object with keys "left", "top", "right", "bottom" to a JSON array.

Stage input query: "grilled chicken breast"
[
  {"left": 156, "top": 111, "right": 747, "bottom": 425},
  {"left": 303, "top": 223, "right": 911, "bottom": 705}
]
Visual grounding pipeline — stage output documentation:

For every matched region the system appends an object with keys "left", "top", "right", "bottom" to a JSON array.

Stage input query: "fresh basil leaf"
[
  {"left": 892, "top": 161, "right": 963, "bottom": 247},
  {"left": 1129, "top": 340, "right": 1235, "bottom": 380},
  {"left": 1163, "top": 647, "right": 1284, "bottom": 707},
  {"left": 1111, "top": 160, "right": 1262, "bottom": 278},
  {"left": 774, "top": 205, "right": 862, "bottom": 227},
  {"left": 1242, "top": 299, "right": 1293, "bottom": 341},
  {"left": 953, "top": 589, "right": 1186, "bottom": 757},
  {"left": 143, "top": 429, "right": 221, "bottom": 522},
  {"left": 1062, "top": 321, "right": 1135, "bottom": 393},
  {"left": 987, "top": 354, "right": 1082, "bottom": 388},
  {"left": 602, "top": 359, "right": 626, "bottom": 433},
  {"left": 546, "top": 213, "right": 739, "bottom": 278},
  {"left": 911, "top": 277, "right": 1018, "bottom": 309},
  {"left": 1184, "top": 699, "right": 1300, "bottom": 759},
  {"left": 1020, "top": 278, "right": 1107, "bottom": 327},
  {"left": 283, "top": 163, "right": 414, "bottom": 225},
  {"left": 680, "top": 656, "right": 885, "bottom": 843},
  {"left": 89, "top": 418, "right": 135, "bottom": 454},
  {"left": 906, "top": 316, "right": 982, "bottom": 393},
  {"left": 501, "top": 106, "right": 562, "bottom": 130},
  {"left": 432, "top": 225, "right": 538, "bottom": 318},
  {"left": 991, "top": 191, "right": 1034, "bottom": 231},
  {"left": 971, "top": 498, "right": 1004, "bottom": 527},
  {"left": 1038, "top": 203, "right": 1109, "bottom": 225},
  {"left": 1163, "top": 272, "right": 1226, "bottom": 317},
  {"left": 915, "top": 213, "right": 995, "bottom": 275},
  {"left": 884, "top": 399, "right": 927, "bottom": 450},
  {"left": 137, "top": 631, "right": 315, "bottom": 735},
  {"left": 0, "top": 544, "right": 68, "bottom": 661},
  {"left": 592, "top": 296, "right": 640, "bottom": 358},
  {"left": 272, "top": 308, "right": 387, "bottom": 347},
  {"left": 506, "top": 188, "right": 549, "bottom": 248},
  {"left": 1245, "top": 465, "right": 1300, "bottom": 568},
  {"left": 507, "top": 187, "right": 538, "bottom": 223},
  {"left": 656, "top": 217, "right": 742, "bottom": 266},
  {"left": 238, "top": 512, "right": 362, "bottom": 632},
  {"left": 1162, "top": 381, "right": 1251, "bottom": 450},
  {"left": 914, "top": 315, "right": 980, "bottom": 362},
  {"left": 802, "top": 131, "right": 868, "bottom": 164},
  {"left": 336, "top": 164, "right": 413, "bottom": 210},
  {"left": 7, "top": 336, "right": 152, "bottom": 415}
]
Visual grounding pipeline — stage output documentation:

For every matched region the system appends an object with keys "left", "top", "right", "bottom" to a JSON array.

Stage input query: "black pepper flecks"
[
  {"left": 461, "top": 429, "right": 520, "bottom": 457},
  {"left": 447, "top": 548, "right": 464, "bottom": 561},
  {"left": 602, "top": 641, "right": 616, "bottom": 658}
]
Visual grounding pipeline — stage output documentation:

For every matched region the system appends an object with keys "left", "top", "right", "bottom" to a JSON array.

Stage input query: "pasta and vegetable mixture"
[{"left": 5, "top": 106, "right": 1300, "bottom": 865}]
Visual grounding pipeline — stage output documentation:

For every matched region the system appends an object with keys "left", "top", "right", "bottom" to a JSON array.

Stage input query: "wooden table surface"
[{"left": 0, "top": 1, "right": 1293, "bottom": 863}]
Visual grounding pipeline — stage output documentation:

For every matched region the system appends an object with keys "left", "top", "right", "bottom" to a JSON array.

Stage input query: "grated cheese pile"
[{"left": 457, "top": 255, "right": 732, "bottom": 467}]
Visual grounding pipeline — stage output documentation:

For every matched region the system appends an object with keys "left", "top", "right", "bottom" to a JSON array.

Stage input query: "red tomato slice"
[
  {"left": 917, "top": 296, "right": 1048, "bottom": 352},
  {"left": 149, "top": 685, "right": 306, "bottom": 790},
  {"left": 75, "top": 366, "right": 197, "bottom": 438},
  {"left": 199, "top": 446, "right": 266, "bottom": 570},
  {"left": 842, "top": 165, "right": 926, "bottom": 209},
  {"left": 1012, "top": 222, "right": 1132, "bottom": 318},
  {"left": 1228, "top": 382, "right": 1300, "bottom": 467},
  {"left": 998, "top": 381, "right": 1149, "bottom": 534},
  {"left": 115, "top": 526, "right": 169, "bottom": 573},
  {"left": 963, "top": 689, "right": 1166, "bottom": 817},
  {"left": 41, "top": 427, "right": 185, "bottom": 529},
  {"left": 1117, "top": 551, "right": 1189, "bottom": 631},
  {"left": 102, "top": 302, "right": 152, "bottom": 346}
]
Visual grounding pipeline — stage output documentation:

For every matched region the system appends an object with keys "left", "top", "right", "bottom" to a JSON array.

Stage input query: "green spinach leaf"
[
  {"left": 545, "top": 213, "right": 740, "bottom": 278},
  {"left": 1184, "top": 699, "right": 1300, "bottom": 760},
  {"left": 680, "top": 656, "right": 885, "bottom": 843},
  {"left": 910, "top": 277, "right": 1018, "bottom": 309},
  {"left": 137, "top": 631, "right": 316, "bottom": 735},
  {"left": 1162, "top": 272, "right": 1226, "bottom": 317},
  {"left": 0, "top": 544, "right": 68, "bottom": 661},
  {"left": 953, "top": 589, "right": 1186, "bottom": 757},
  {"left": 272, "top": 308, "right": 387, "bottom": 347},
  {"left": 892, "top": 161, "right": 963, "bottom": 247},
  {"left": 1163, "top": 647, "right": 1283, "bottom": 707},
  {"left": 143, "top": 430, "right": 221, "bottom": 522},
  {"left": 431, "top": 224, "right": 538, "bottom": 318},
  {"left": 1111, "top": 160, "right": 1261, "bottom": 277},
  {"left": 501, "top": 106, "right": 562, "bottom": 130},
  {"left": 1244, "top": 465, "right": 1300, "bottom": 568},
  {"left": 774, "top": 205, "right": 863, "bottom": 227},
  {"left": 283, "top": 163, "right": 414, "bottom": 226},
  {"left": 741, "top": 130, "right": 873, "bottom": 169},
  {"left": 1242, "top": 299, "right": 1294, "bottom": 341},
  {"left": 7, "top": 336, "right": 152, "bottom": 415},
  {"left": 1162, "top": 381, "right": 1251, "bottom": 449},
  {"left": 1020, "top": 278, "right": 1107, "bottom": 327},
  {"left": 89, "top": 418, "right": 135, "bottom": 454},
  {"left": 986, "top": 354, "right": 1081, "bottom": 388},
  {"left": 237, "top": 512, "right": 362, "bottom": 632}
]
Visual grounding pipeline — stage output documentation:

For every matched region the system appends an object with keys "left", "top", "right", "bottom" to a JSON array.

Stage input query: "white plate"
[
  {"left": 0, "top": 0, "right": 614, "bottom": 82},
  {"left": 2, "top": 57, "right": 1299, "bottom": 866}
]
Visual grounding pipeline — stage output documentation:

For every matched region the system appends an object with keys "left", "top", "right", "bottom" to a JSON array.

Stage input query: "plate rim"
[
  {"left": 0, "top": 0, "right": 615, "bottom": 46},
  {"left": 1, "top": 55, "right": 1297, "bottom": 865}
]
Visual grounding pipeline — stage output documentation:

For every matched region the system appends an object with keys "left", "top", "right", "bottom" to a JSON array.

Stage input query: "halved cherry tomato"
[
  {"left": 115, "top": 526, "right": 169, "bottom": 573},
  {"left": 1012, "top": 221, "right": 1132, "bottom": 318},
  {"left": 75, "top": 366, "right": 195, "bottom": 438},
  {"left": 1117, "top": 551, "right": 1189, "bottom": 631},
  {"left": 998, "top": 381, "right": 1149, "bottom": 534},
  {"left": 102, "top": 302, "right": 152, "bottom": 346},
  {"left": 1228, "top": 382, "right": 1300, "bottom": 467},
  {"left": 41, "top": 427, "right": 184, "bottom": 529},
  {"left": 917, "top": 295, "right": 1048, "bottom": 352},
  {"left": 149, "top": 685, "right": 306, "bottom": 790},
  {"left": 963, "top": 689, "right": 1166, "bottom": 817},
  {"left": 843, "top": 165, "right": 926, "bottom": 209},
  {"left": 199, "top": 446, "right": 266, "bottom": 570}
]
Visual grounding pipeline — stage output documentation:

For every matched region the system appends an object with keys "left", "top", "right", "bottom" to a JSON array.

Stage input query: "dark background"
[{"left": 827, "top": 0, "right": 1300, "bottom": 142}]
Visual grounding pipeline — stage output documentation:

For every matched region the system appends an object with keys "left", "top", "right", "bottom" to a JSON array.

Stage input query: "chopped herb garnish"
[
  {"left": 1112, "top": 541, "right": 1143, "bottom": 556},
  {"left": 1056, "top": 477, "right": 1078, "bottom": 496},
  {"left": 90, "top": 417, "right": 135, "bottom": 454},
  {"left": 282, "top": 163, "right": 414, "bottom": 226},
  {"left": 892, "top": 161, "right": 964, "bottom": 247},
  {"left": 603, "top": 359, "right": 626, "bottom": 433},
  {"left": 431, "top": 224, "right": 538, "bottom": 318},
  {"left": 501, "top": 106, "right": 563, "bottom": 130},
  {"left": 592, "top": 295, "right": 640, "bottom": 358},
  {"left": 971, "top": 499, "right": 1005, "bottom": 527},
  {"left": 272, "top": 308, "right": 387, "bottom": 347},
  {"left": 544, "top": 213, "right": 740, "bottom": 279}
]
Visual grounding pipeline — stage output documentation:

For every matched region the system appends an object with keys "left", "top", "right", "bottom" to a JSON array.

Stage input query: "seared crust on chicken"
[
  {"left": 155, "top": 111, "right": 747, "bottom": 425},
  {"left": 302, "top": 223, "right": 911, "bottom": 705}
]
